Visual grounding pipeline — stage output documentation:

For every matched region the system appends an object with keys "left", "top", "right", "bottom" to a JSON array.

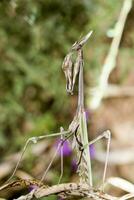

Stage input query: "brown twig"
[
  {"left": 104, "top": 85, "right": 134, "bottom": 98},
  {"left": 34, "top": 182, "right": 118, "bottom": 200}
]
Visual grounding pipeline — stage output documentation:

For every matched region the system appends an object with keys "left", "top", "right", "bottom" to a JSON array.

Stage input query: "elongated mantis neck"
[{"left": 78, "top": 49, "right": 84, "bottom": 111}]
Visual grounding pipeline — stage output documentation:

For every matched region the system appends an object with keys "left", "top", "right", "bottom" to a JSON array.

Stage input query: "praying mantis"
[{"left": 5, "top": 31, "right": 111, "bottom": 192}]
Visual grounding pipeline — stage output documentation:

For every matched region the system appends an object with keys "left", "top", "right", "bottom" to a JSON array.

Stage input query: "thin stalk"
[
  {"left": 89, "top": 0, "right": 132, "bottom": 110},
  {"left": 78, "top": 49, "right": 84, "bottom": 109}
]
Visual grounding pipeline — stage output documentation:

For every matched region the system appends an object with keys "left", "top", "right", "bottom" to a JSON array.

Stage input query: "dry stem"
[{"left": 89, "top": 0, "right": 132, "bottom": 109}]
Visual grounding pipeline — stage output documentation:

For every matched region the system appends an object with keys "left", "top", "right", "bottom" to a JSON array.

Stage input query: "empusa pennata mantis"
[{"left": 6, "top": 31, "right": 111, "bottom": 191}]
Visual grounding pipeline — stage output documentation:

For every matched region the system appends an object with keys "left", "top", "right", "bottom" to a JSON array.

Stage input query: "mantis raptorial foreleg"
[
  {"left": 80, "top": 130, "right": 111, "bottom": 191},
  {"left": 6, "top": 130, "right": 70, "bottom": 184}
]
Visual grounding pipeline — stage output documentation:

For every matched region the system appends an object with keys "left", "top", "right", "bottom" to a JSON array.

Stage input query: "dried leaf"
[{"left": 107, "top": 177, "right": 134, "bottom": 193}]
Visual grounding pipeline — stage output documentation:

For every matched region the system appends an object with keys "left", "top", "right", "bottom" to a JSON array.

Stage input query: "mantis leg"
[
  {"left": 6, "top": 130, "right": 70, "bottom": 184},
  {"left": 40, "top": 129, "right": 76, "bottom": 183},
  {"left": 58, "top": 127, "right": 64, "bottom": 184},
  {"left": 82, "top": 130, "right": 111, "bottom": 191}
]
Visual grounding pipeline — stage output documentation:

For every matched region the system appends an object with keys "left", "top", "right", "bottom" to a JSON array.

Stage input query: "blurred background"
[{"left": 0, "top": 0, "right": 134, "bottom": 199}]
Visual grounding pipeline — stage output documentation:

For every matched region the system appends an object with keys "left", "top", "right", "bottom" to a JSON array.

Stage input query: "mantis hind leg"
[{"left": 81, "top": 130, "right": 111, "bottom": 191}]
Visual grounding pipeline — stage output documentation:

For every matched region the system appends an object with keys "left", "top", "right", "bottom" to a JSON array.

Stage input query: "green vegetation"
[
  {"left": 0, "top": 0, "right": 123, "bottom": 151},
  {"left": 0, "top": 2, "right": 133, "bottom": 198}
]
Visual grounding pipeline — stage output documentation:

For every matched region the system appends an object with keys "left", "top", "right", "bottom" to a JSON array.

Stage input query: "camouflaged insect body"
[{"left": 62, "top": 31, "right": 93, "bottom": 186}]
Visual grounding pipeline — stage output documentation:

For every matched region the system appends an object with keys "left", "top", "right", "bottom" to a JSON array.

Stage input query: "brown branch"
[
  {"left": 104, "top": 85, "right": 134, "bottom": 98},
  {"left": 33, "top": 182, "right": 118, "bottom": 200}
]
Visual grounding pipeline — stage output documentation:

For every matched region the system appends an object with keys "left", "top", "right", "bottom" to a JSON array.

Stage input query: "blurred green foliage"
[
  {"left": 0, "top": 0, "right": 133, "bottom": 156},
  {"left": 0, "top": 1, "right": 133, "bottom": 200}
]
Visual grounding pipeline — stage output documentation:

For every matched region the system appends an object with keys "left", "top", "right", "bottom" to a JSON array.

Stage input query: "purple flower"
[
  {"left": 71, "top": 158, "right": 78, "bottom": 172},
  {"left": 89, "top": 144, "right": 95, "bottom": 159},
  {"left": 55, "top": 139, "right": 72, "bottom": 157},
  {"left": 85, "top": 109, "right": 91, "bottom": 122},
  {"left": 28, "top": 184, "right": 39, "bottom": 192}
]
